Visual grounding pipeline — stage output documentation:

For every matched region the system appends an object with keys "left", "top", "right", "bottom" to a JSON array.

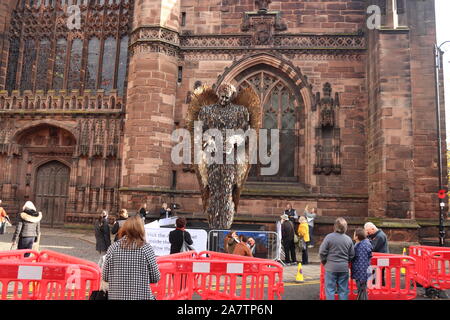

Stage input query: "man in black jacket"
[
  {"left": 364, "top": 222, "right": 389, "bottom": 286},
  {"left": 284, "top": 203, "right": 298, "bottom": 224},
  {"left": 364, "top": 222, "right": 389, "bottom": 253},
  {"left": 281, "top": 214, "right": 297, "bottom": 265}
]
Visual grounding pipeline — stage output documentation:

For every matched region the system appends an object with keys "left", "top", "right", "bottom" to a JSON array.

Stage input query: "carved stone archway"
[
  {"left": 2, "top": 123, "right": 77, "bottom": 223},
  {"left": 216, "top": 53, "right": 316, "bottom": 186},
  {"left": 216, "top": 52, "right": 315, "bottom": 113}
]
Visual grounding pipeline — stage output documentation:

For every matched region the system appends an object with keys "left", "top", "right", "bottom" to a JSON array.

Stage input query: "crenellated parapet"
[{"left": 0, "top": 89, "right": 124, "bottom": 113}]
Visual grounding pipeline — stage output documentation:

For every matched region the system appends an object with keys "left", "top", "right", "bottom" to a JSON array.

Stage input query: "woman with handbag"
[
  {"left": 94, "top": 210, "right": 111, "bottom": 268},
  {"left": 102, "top": 215, "right": 160, "bottom": 300},
  {"left": 10, "top": 201, "right": 42, "bottom": 256},
  {"left": 169, "top": 217, "right": 193, "bottom": 254},
  {"left": 297, "top": 216, "right": 310, "bottom": 265}
]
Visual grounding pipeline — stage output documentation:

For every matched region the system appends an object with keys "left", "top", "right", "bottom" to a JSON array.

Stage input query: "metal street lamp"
[{"left": 434, "top": 41, "right": 450, "bottom": 247}]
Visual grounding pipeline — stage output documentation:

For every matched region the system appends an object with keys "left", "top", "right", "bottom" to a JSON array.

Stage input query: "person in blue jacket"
[{"left": 351, "top": 228, "right": 373, "bottom": 300}]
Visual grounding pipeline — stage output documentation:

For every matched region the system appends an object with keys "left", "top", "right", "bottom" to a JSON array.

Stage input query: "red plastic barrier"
[
  {"left": 410, "top": 245, "right": 450, "bottom": 290},
  {"left": 320, "top": 253, "right": 417, "bottom": 300},
  {"left": 0, "top": 250, "right": 40, "bottom": 263},
  {"left": 39, "top": 250, "right": 100, "bottom": 272},
  {"left": 0, "top": 250, "right": 100, "bottom": 300},
  {"left": 150, "top": 251, "right": 199, "bottom": 300},
  {"left": 151, "top": 251, "right": 284, "bottom": 300}
]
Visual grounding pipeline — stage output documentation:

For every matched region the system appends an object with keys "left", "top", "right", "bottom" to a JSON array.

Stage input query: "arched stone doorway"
[
  {"left": 10, "top": 124, "right": 76, "bottom": 226},
  {"left": 35, "top": 161, "right": 70, "bottom": 227}
]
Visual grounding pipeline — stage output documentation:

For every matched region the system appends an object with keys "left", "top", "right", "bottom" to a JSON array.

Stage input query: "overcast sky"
[{"left": 435, "top": 0, "right": 450, "bottom": 139}]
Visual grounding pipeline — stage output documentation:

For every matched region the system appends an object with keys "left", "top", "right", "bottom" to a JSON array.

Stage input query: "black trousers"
[
  {"left": 356, "top": 280, "right": 368, "bottom": 300},
  {"left": 302, "top": 245, "right": 309, "bottom": 264},
  {"left": 18, "top": 237, "right": 35, "bottom": 257},
  {"left": 283, "top": 240, "right": 297, "bottom": 263}
]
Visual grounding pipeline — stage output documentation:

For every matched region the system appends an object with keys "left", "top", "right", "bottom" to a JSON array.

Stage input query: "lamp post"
[{"left": 434, "top": 41, "right": 450, "bottom": 247}]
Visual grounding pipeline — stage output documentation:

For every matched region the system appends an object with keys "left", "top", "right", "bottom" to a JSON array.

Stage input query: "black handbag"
[
  {"left": 89, "top": 290, "right": 108, "bottom": 300},
  {"left": 180, "top": 231, "right": 195, "bottom": 252}
]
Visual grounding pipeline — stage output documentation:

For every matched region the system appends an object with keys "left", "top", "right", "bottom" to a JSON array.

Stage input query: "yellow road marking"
[{"left": 284, "top": 280, "right": 321, "bottom": 287}]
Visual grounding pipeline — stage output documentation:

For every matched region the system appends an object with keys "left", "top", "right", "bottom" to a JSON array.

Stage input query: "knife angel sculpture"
[{"left": 186, "top": 83, "right": 261, "bottom": 229}]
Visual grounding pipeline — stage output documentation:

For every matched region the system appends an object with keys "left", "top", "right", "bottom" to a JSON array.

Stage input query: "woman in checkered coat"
[{"left": 102, "top": 215, "right": 160, "bottom": 300}]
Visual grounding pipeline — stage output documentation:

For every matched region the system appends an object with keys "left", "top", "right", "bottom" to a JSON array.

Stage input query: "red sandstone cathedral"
[{"left": 0, "top": 0, "right": 447, "bottom": 242}]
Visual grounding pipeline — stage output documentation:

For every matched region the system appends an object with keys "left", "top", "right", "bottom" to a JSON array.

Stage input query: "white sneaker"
[{"left": 308, "top": 245, "right": 314, "bottom": 248}]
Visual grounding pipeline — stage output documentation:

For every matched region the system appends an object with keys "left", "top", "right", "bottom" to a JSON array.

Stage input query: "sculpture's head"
[{"left": 217, "top": 83, "right": 237, "bottom": 107}]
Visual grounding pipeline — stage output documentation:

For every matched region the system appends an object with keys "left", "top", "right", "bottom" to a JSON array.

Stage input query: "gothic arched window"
[
  {"left": 20, "top": 39, "right": 37, "bottom": 92},
  {"left": 35, "top": 38, "right": 51, "bottom": 91},
  {"left": 5, "top": 38, "right": 20, "bottom": 93},
  {"left": 52, "top": 38, "right": 67, "bottom": 90},
  {"left": 236, "top": 68, "right": 302, "bottom": 181},
  {"left": 101, "top": 37, "right": 117, "bottom": 93},
  {"left": 86, "top": 37, "right": 100, "bottom": 90},
  {"left": 117, "top": 36, "right": 129, "bottom": 96},
  {"left": 3, "top": 1, "right": 132, "bottom": 96},
  {"left": 67, "top": 38, "right": 83, "bottom": 91}
]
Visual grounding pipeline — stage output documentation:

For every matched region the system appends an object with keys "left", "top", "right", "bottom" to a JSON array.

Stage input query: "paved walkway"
[
  {"left": 0, "top": 226, "right": 100, "bottom": 263},
  {"left": 282, "top": 248, "right": 322, "bottom": 284},
  {"left": 0, "top": 226, "right": 419, "bottom": 285},
  {"left": 0, "top": 226, "right": 321, "bottom": 283}
]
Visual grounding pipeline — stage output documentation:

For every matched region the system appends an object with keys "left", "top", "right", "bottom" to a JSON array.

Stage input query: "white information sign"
[
  {"left": 377, "top": 258, "right": 390, "bottom": 267},
  {"left": 144, "top": 225, "right": 208, "bottom": 256},
  {"left": 18, "top": 266, "right": 43, "bottom": 280},
  {"left": 158, "top": 216, "right": 178, "bottom": 227}
]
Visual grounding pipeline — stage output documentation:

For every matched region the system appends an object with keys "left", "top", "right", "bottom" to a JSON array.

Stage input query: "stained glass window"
[
  {"left": 53, "top": 38, "right": 67, "bottom": 90},
  {"left": 101, "top": 37, "right": 117, "bottom": 93},
  {"left": 117, "top": 36, "right": 129, "bottom": 96},
  {"left": 4, "top": 1, "right": 132, "bottom": 95},
  {"left": 67, "top": 38, "right": 83, "bottom": 91},
  {"left": 281, "top": 89, "right": 296, "bottom": 130},
  {"left": 86, "top": 37, "right": 100, "bottom": 90},
  {"left": 35, "top": 38, "right": 51, "bottom": 91},
  {"left": 20, "top": 39, "right": 37, "bottom": 92},
  {"left": 238, "top": 70, "right": 300, "bottom": 180},
  {"left": 5, "top": 38, "right": 20, "bottom": 93}
]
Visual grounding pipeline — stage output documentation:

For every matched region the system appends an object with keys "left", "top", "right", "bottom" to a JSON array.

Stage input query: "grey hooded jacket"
[{"left": 12, "top": 208, "right": 42, "bottom": 243}]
